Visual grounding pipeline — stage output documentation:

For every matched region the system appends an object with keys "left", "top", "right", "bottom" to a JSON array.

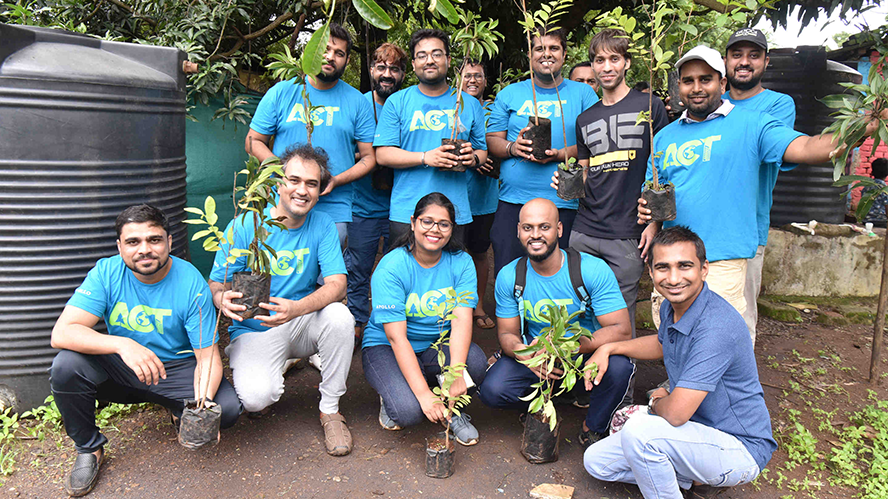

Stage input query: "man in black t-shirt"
[{"left": 554, "top": 29, "right": 668, "bottom": 338}]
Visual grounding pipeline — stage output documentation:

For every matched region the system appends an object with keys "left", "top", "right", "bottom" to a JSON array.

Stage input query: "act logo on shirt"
[
  {"left": 517, "top": 100, "right": 567, "bottom": 118},
  {"left": 109, "top": 302, "right": 172, "bottom": 335},
  {"left": 661, "top": 135, "right": 721, "bottom": 169},
  {"left": 286, "top": 104, "right": 341, "bottom": 127},
  {"left": 405, "top": 286, "right": 457, "bottom": 318},
  {"left": 270, "top": 249, "right": 311, "bottom": 276},
  {"left": 522, "top": 298, "right": 574, "bottom": 324},
  {"left": 409, "top": 110, "right": 457, "bottom": 132}
]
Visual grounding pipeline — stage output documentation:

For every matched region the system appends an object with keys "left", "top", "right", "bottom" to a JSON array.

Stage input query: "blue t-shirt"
[
  {"left": 362, "top": 247, "right": 478, "bottom": 352},
  {"left": 250, "top": 79, "right": 376, "bottom": 223},
  {"left": 648, "top": 106, "right": 803, "bottom": 261},
  {"left": 209, "top": 210, "right": 346, "bottom": 340},
  {"left": 659, "top": 283, "right": 776, "bottom": 471},
  {"left": 494, "top": 250, "right": 626, "bottom": 339},
  {"left": 723, "top": 89, "right": 797, "bottom": 245},
  {"left": 467, "top": 100, "right": 499, "bottom": 216},
  {"left": 67, "top": 256, "right": 216, "bottom": 362},
  {"left": 373, "top": 85, "right": 488, "bottom": 225},
  {"left": 352, "top": 92, "right": 391, "bottom": 219},
  {"left": 488, "top": 79, "right": 599, "bottom": 209}
]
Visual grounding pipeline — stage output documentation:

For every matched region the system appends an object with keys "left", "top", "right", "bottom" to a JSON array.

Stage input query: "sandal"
[
  {"left": 474, "top": 314, "right": 496, "bottom": 329},
  {"left": 320, "top": 413, "right": 352, "bottom": 456}
]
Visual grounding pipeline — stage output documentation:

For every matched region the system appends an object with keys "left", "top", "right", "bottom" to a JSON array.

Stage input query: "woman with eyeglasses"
[{"left": 361, "top": 192, "right": 487, "bottom": 445}]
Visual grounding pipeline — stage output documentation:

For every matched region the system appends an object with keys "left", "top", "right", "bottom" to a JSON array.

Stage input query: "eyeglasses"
[
  {"left": 374, "top": 64, "right": 403, "bottom": 75},
  {"left": 464, "top": 73, "right": 485, "bottom": 81},
  {"left": 417, "top": 218, "right": 453, "bottom": 232},
  {"left": 414, "top": 51, "right": 447, "bottom": 62}
]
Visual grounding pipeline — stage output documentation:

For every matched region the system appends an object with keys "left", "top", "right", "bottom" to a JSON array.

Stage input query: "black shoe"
[
  {"left": 64, "top": 449, "right": 103, "bottom": 497},
  {"left": 578, "top": 428, "right": 607, "bottom": 449},
  {"left": 685, "top": 484, "right": 724, "bottom": 499}
]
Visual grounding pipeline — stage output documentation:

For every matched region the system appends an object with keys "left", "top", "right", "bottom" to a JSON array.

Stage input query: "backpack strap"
[
  {"left": 566, "top": 247, "right": 592, "bottom": 318},
  {"left": 514, "top": 256, "right": 529, "bottom": 343}
]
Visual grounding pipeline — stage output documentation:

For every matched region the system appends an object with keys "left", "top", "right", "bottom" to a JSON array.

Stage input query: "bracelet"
[
  {"left": 420, "top": 151, "right": 426, "bottom": 166},
  {"left": 506, "top": 141, "right": 515, "bottom": 158},
  {"left": 473, "top": 153, "right": 481, "bottom": 168},
  {"left": 648, "top": 396, "right": 661, "bottom": 415}
]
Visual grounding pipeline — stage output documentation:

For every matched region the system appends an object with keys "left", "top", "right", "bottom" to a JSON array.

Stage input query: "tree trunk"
[{"left": 870, "top": 204, "right": 888, "bottom": 383}]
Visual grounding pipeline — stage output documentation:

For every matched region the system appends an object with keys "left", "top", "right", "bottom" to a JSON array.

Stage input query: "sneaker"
[
  {"left": 578, "top": 428, "right": 607, "bottom": 449},
  {"left": 64, "top": 449, "right": 103, "bottom": 497},
  {"left": 449, "top": 413, "right": 479, "bottom": 446},
  {"left": 378, "top": 397, "right": 401, "bottom": 431},
  {"left": 308, "top": 353, "right": 322, "bottom": 371},
  {"left": 555, "top": 392, "right": 590, "bottom": 409},
  {"left": 685, "top": 483, "right": 724, "bottom": 499}
]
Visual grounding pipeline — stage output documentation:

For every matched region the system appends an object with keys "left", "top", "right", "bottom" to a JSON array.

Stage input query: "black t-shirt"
[{"left": 573, "top": 89, "right": 669, "bottom": 239}]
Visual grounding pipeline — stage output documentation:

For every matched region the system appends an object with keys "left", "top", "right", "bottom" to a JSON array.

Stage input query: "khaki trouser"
[
  {"left": 742, "top": 246, "right": 765, "bottom": 345},
  {"left": 651, "top": 258, "right": 748, "bottom": 332}
]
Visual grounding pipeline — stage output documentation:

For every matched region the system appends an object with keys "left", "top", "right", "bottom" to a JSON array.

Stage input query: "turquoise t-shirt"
[
  {"left": 723, "top": 89, "right": 797, "bottom": 245},
  {"left": 467, "top": 100, "right": 499, "bottom": 216},
  {"left": 352, "top": 92, "right": 391, "bottom": 219},
  {"left": 487, "top": 79, "right": 599, "bottom": 209},
  {"left": 209, "top": 210, "right": 346, "bottom": 340},
  {"left": 67, "top": 256, "right": 217, "bottom": 362},
  {"left": 250, "top": 79, "right": 376, "bottom": 223},
  {"left": 494, "top": 249, "right": 625, "bottom": 339},
  {"left": 362, "top": 247, "right": 478, "bottom": 352},
  {"left": 648, "top": 106, "right": 804, "bottom": 262},
  {"left": 373, "top": 85, "right": 488, "bottom": 225}
]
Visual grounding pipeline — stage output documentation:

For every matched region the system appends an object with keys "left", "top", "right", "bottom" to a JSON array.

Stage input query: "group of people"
[{"left": 48, "top": 21, "right": 881, "bottom": 499}]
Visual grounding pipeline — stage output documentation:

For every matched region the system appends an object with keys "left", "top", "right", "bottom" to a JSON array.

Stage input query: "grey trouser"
[
  {"left": 569, "top": 231, "right": 644, "bottom": 338},
  {"left": 743, "top": 245, "right": 765, "bottom": 345},
  {"left": 226, "top": 302, "right": 355, "bottom": 414}
]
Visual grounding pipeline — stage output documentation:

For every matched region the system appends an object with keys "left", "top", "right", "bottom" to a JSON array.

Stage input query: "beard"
[
  {"left": 527, "top": 239, "right": 558, "bottom": 262},
  {"left": 316, "top": 64, "right": 345, "bottom": 83},
  {"left": 125, "top": 253, "right": 170, "bottom": 277},
  {"left": 727, "top": 66, "right": 763, "bottom": 91},
  {"left": 372, "top": 76, "right": 403, "bottom": 99},
  {"left": 417, "top": 67, "right": 447, "bottom": 86},
  {"left": 686, "top": 94, "right": 722, "bottom": 120}
]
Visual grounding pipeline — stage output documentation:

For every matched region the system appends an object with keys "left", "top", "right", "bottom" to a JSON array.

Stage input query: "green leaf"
[
  {"left": 184, "top": 207, "right": 204, "bottom": 216},
  {"left": 352, "top": 0, "right": 393, "bottom": 29},
  {"left": 301, "top": 23, "right": 331, "bottom": 77},
  {"left": 434, "top": 0, "right": 459, "bottom": 24}
]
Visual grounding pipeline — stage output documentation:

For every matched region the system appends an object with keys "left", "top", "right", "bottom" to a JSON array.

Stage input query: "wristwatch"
[{"left": 472, "top": 153, "right": 481, "bottom": 168}]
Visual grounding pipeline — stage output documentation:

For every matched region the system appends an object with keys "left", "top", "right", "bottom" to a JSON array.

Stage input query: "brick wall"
[{"left": 851, "top": 138, "right": 888, "bottom": 206}]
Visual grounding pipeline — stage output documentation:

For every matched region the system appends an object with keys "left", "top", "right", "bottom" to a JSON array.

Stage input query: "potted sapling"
[
  {"left": 556, "top": 157, "right": 585, "bottom": 200},
  {"left": 516, "top": 304, "right": 597, "bottom": 463},
  {"left": 177, "top": 296, "right": 223, "bottom": 449},
  {"left": 426, "top": 288, "right": 475, "bottom": 478},
  {"left": 443, "top": 11, "right": 503, "bottom": 172}
]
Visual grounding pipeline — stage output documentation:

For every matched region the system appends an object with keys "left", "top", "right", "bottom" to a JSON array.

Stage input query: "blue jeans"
[
  {"left": 478, "top": 354, "right": 634, "bottom": 434},
  {"left": 362, "top": 343, "right": 488, "bottom": 428},
  {"left": 584, "top": 413, "right": 760, "bottom": 498},
  {"left": 346, "top": 216, "right": 390, "bottom": 325}
]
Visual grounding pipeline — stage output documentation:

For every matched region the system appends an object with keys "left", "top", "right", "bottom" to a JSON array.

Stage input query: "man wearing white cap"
[{"left": 637, "top": 44, "right": 881, "bottom": 329}]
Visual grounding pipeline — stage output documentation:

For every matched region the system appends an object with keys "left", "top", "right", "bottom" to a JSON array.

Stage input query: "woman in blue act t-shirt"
[{"left": 361, "top": 192, "right": 488, "bottom": 445}]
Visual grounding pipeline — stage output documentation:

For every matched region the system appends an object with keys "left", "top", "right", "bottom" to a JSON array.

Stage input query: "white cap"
[{"left": 675, "top": 45, "right": 725, "bottom": 78}]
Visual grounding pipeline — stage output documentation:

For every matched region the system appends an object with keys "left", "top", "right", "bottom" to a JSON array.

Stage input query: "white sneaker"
[{"left": 308, "top": 353, "right": 322, "bottom": 371}]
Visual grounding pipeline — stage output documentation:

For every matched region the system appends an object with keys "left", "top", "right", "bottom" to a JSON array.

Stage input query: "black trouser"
[
  {"left": 50, "top": 350, "right": 242, "bottom": 453},
  {"left": 491, "top": 200, "right": 577, "bottom": 277},
  {"left": 389, "top": 220, "right": 466, "bottom": 248}
]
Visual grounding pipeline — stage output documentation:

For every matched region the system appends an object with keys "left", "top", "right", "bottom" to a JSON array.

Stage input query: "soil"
[
  {"left": 5, "top": 258, "right": 887, "bottom": 498},
  {"left": 441, "top": 139, "right": 469, "bottom": 172},
  {"left": 523, "top": 117, "right": 552, "bottom": 161}
]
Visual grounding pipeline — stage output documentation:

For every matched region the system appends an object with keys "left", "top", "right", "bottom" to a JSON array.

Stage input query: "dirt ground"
[{"left": 4, "top": 290, "right": 887, "bottom": 498}]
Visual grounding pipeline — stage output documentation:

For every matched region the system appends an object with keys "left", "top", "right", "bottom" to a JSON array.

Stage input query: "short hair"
[
  {"left": 872, "top": 158, "right": 888, "bottom": 180},
  {"left": 329, "top": 23, "right": 353, "bottom": 55},
  {"left": 372, "top": 42, "right": 408, "bottom": 70},
  {"left": 568, "top": 61, "right": 592, "bottom": 79},
  {"left": 389, "top": 192, "right": 466, "bottom": 254},
  {"left": 409, "top": 29, "right": 450, "bottom": 57},
  {"left": 115, "top": 204, "right": 169, "bottom": 238},
  {"left": 280, "top": 144, "right": 333, "bottom": 193},
  {"left": 589, "top": 28, "right": 631, "bottom": 61},
  {"left": 530, "top": 27, "right": 567, "bottom": 51},
  {"left": 633, "top": 81, "right": 650, "bottom": 92},
  {"left": 647, "top": 225, "right": 707, "bottom": 268},
  {"left": 460, "top": 57, "right": 485, "bottom": 76}
]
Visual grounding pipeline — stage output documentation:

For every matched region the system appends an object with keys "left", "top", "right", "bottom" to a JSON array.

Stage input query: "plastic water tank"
[{"left": 0, "top": 24, "right": 188, "bottom": 411}]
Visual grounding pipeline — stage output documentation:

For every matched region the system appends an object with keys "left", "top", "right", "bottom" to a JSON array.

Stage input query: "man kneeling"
[
  {"left": 583, "top": 226, "right": 775, "bottom": 498},
  {"left": 50, "top": 205, "right": 241, "bottom": 497}
]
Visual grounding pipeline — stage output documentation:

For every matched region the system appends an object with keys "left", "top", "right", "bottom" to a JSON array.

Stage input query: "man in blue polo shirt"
[
  {"left": 50, "top": 204, "right": 242, "bottom": 497},
  {"left": 347, "top": 42, "right": 408, "bottom": 346},
  {"left": 638, "top": 44, "right": 880, "bottom": 329},
  {"left": 486, "top": 28, "right": 599, "bottom": 275},
  {"left": 209, "top": 144, "right": 355, "bottom": 457},
  {"left": 479, "top": 198, "right": 633, "bottom": 449},
  {"left": 722, "top": 28, "right": 796, "bottom": 342},
  {"left": 374, "top": 28, "right": 488, "bottom": 244},
  {"left": 584, "top": 226, "right": 775, "bottom": 499},
  {"left": 245, "top": 23, "right": 376, "bottom": 248}
]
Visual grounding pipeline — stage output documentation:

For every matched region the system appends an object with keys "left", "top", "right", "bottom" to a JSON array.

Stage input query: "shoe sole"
[
  {"left": 454, "top": 435, "right": 478, "bottom": 446},
  {"left": 378, "top": 415, "right": 401, "bottom": 431}
]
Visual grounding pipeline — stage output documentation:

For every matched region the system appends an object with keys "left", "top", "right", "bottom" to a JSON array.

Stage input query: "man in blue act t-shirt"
[
  {"left": 209, "top": 145, "right": 355, "bottom": 457},
  {"left": 50, "top": 205, "right": 242, "bottom": 497},
  {"left": 245, "top": 23, "right": 376, "bottom": 249},
  {"left": 374, "top": 28, "right": 488, "bottom": 244},
  {"left": 486, "top": 28, "right": 599, "bottom": 276},
  {"left": 721, "top": 28, "right": 796, "bottom": 342}
]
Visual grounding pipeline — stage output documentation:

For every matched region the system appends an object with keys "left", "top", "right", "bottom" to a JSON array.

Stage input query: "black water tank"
[
  {"left": 0, "top": 24, "right": 188, "bottom": 412},
  {"left": 762, "top": 47, "right": 863, "bottom": 226}
]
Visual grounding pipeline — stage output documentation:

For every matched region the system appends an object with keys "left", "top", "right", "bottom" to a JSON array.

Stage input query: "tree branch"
[
  {"left": 243, "top": 11, "right": 292, "bottom": 41},
  {"left": 691, "top": 0, "right": 751, "bottom": 14},
  {"left": 288, "top": 12, "right": 308, "bottom": 51},
  {"left": 103, "top": 0, "right": 157, "bottom": 27}
]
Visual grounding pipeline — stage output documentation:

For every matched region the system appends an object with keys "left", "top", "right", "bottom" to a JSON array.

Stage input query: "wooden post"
[{"left": 870, "top": 205, "right": 888, "bottom": 383}]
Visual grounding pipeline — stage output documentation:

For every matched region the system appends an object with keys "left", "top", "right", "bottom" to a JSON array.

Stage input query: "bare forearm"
[
  {"left": 784, "top": 133, "right": 839, "bottom": 165},
  {"left": 376, "top": 147, "right": 424, "bottom": 169},
  {"left": 332, "top": 155, "right": 376, "bottom": 186},
  {"left": 246, "top": 135, "right": 275, "bottom": 162},
  {"left": 292, "top": 278, "right": 345, "bottom": 315},
  {"left": 208, "top": 280, "right": 229, "bottom": 309},
  {"left": 600, "top": 334, "right": 663, "bottom": 360},
  {"left": 498, "top": 331, "right": 526, "bottom": 358},
  {"left": 193, "top": 345, "right": 223, "bottom": 401},
  {"left": 486, "top": 133, "right": 512, "bottom": 159},
  {"left": 448, "top": 309, "right": 472, "bottom": 368},
  {"left": 580, "top": 324, "right": 631, "bottom": 354}
]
